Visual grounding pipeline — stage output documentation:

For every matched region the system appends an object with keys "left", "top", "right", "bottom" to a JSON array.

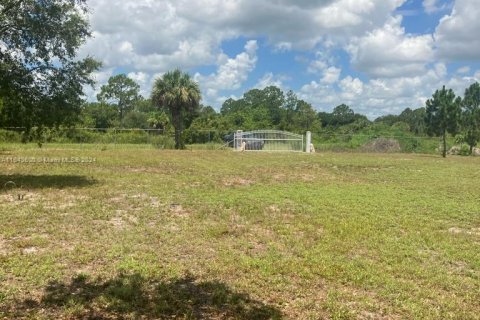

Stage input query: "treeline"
[
  {"left": 2, "top": 71, "right": 480, "bottom": 156},
  {"left": 71, "top": 75, "right": 431, "bottom": 152},
  {"left": 78, "top": 74, "right": 425, "bottom": 136}
]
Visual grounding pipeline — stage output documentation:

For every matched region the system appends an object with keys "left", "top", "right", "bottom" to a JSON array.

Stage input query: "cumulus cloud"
[
  {"left": 81, "top": 0, "right": 406, "bottom": 71},
  {"left": 321, "top": 67, "right": 342, "bottom": 84},
  {"left": 194, "top": 41, "right": 258, "bottom": 106},
  {"left": 424, "top": 0, "right": 441, "bottom": 14},
  {"left": 300, "top": 64, "right": 480, "bottom": 119},
  {"left": 435, "top": 0, "right": 480, "bottom": 61},
  {"left": 255, "top": 73, "right": 287, "bottom": 89},
  {"left": 456, "top": 66, "right": 471, "bottom": 74},
  {"left": 339, "top": 76, "right": 364, "bottom": 99},
  {"left": 347, "top": 15, "right": 434, "bottom": 78}
]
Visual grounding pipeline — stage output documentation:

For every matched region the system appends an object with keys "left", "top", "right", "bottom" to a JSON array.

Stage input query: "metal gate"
[{"left": 233, "top": 130, "right": 304, "bottom": 152}]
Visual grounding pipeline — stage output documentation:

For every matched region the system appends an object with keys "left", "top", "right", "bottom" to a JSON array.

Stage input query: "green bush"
[
  {"left": 150, "top": 135, "right": 175, "bottom": 149},
  {"left": 0, "top": 129, "right": 22, "bottom": 143},
  {"left": 459, "top": 144, "right": 471, "bottom": 156}
]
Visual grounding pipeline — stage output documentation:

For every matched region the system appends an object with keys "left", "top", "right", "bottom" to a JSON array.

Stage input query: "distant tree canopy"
[
  {"left": 219, "top": 86, "right": 320, "bottom": 133},
  {"left": 81, "top": 102, "right": 119, "bottom": 129},
  {"left": 374, "top": 107, "right": 426, "bottom": 135},
  {"left": 425, "top": 86, "right": 461, "bottom": 157},
  {"left": 74, "top": 79, "right": 480, "bottom": 157},
  {"left": 318, "top": 104, "right": 368, "bottom": 128},
  {"left": 0, "top": 0, "right": 100, "bottom": 138},
  {"left": 97, "top": 74, "right": 141, "bottom": 123},
  {"left": 461, "top": 82, "right": 480, "bottom": 153}
]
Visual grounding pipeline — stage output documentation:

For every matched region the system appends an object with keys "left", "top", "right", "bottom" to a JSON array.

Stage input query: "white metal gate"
[{"left": 233, "top": 130, "right": 304, "bottom": 152}]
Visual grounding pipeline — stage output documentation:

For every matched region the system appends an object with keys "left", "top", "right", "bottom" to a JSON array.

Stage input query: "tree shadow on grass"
[
  {"left": 13, "top": 273, "right": 283, "bottom": 319},
  {"left": 0, "top": 174, "right": 97, "bottom": 190}
]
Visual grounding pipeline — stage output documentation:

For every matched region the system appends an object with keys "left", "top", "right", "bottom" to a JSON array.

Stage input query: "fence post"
[
  {"left": 235, "top": 130, "right": 243, "bottom": 151},
  {"left": 305, "top": 131, "right": 311, "bottom": 153}
]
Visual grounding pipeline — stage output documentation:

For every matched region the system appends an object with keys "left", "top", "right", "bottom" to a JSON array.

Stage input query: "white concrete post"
[
  {"left": 305, "top": 131, "right": 312, "bottom": 153},
  {"left": 235, "top": 130, "right": 243, "bottom": 151}
]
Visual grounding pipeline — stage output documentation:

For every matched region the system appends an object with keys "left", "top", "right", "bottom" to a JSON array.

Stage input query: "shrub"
[
  {"left": 150, "top": 135, "right": 175, "bottom": 149},
  {"left": 0, "top": 129, "right": 22, "bottom": 143},
  {"left": 459, "top": 144, "right": 471, "bottom": 156}
]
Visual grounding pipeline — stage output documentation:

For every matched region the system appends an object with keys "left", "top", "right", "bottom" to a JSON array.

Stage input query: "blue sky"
[{"left": 80, "top": 0, "right": 480, "bottom": 119}]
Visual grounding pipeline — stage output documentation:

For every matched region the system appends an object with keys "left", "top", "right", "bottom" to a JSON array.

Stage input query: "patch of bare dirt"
[
  {"left": 448, "top": 227, "right": 480, "bottom": 236},
  {"left": 149, "top": 196, "right": 162, "bottom": 208},
  {"left": 272, "top": 173, "right": 287, "bottom": 182},
  {"left": 246, "top": 239, "right": 268, "bottom": 258},
  {"left": 0, "top": 191, "right": 42, "bottom": 205},
  {"left": 169, "top": 204, "right": 190, "bottom": 217},
  {"left": 43, "top": 200, "right": 77, "bottom": 210},
  {"left": 130, "top": 193, "right": 149, "bottom": 199},
  {"left": 108, "top": 213, "right": 139, "bottom": 229},
  {"left": 358, "top": 310, "right": 399, "bottom": 320},
  {"left": 0, "top": 238, "right": 7, "bottom": 255},
  {"left": 22, "top": 247, "right": 38, "bottom": 255},
  {"left": 338, "top": 285, "right": 402, "bottom": 320},
  {"left": 121, "top": 166, "right": 167, "bottom": 174},
  {"left": 266, "top": 204, "right": 280, "bottom": 213},
  {"left": 125, "top": 215, "right": 139, "bottom": 225},
  {"left": 109, "top": 193, "right": 163, "bottom": 210},
  {"left": 222, "top": 177, "right": 254, "bottom": 187},
  {"left": 109, "top": 216, "right": 126, "bottom": 229},
  {"left": 108, "top": 193, "right": 128, "bottom": 203},
  {"left": 300, "top": 174, "right": 316, "bottom": 182}
]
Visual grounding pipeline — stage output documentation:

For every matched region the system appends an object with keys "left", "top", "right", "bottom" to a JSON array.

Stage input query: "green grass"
[{"left": 0, "top": 144, "right": 479, "bottom": 319}]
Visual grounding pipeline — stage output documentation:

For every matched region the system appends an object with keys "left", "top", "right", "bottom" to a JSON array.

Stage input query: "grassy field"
[{"left": 0, "top": 144, "right": 479, "bottom": 319}]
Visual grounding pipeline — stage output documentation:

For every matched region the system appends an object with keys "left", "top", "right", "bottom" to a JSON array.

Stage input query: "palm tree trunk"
[{"left": 173, "top": 111, "right": 183, "bottom": 149}]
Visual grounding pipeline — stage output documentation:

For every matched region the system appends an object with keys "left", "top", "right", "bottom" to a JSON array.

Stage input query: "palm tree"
[{"left": 152, "top": 69, "right": 201, "bottom": 149}]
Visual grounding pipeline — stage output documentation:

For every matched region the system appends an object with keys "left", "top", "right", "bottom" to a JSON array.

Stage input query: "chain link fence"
[{"left": 0, "top": 127, "right": 444, "bottom": 153}]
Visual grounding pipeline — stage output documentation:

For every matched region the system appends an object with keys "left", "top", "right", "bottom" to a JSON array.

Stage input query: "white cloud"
[
  {"left": 307, "top": 49, "right": 337, "bottom": 73},
  {"left": 255, "top": 73, "right": 286, "bottom": 89},
  {"left": 339, "top": 76, "right": 364, "bottom": 99},
  {"left": 435, "top": 0, "right": 480, "bottom": 61},
  {"left": 194, "top": 40, "right": 258, "bottom": 106},
  {"left": 194, "top": 40, "right": 257, "bottom": 91},
  {"left": 456, "top": 66, "right": 471, "bottom": 74},
  {"left": 307, "top": 60, "right": 328, "bottom": 74},
  {"left": 78, "top": 0, "right": 412, "bottom": 109},
  {"left": 321, "top": 66, "right": 342, "bottom": 84},
  {"left": 423, "top": 0, "right": 444, "bottom": 14},
  {"left": 80, "top": 0, "right": 407, "bottom": 73},
  {"left": 274, "top": 42, "right": 293, "bottom": 52},
  {"left": 316, "top": 0, "right": 404, "bottom": 31},
  {"left": 299, "top": 64, "right": 480, "bottom": 119},
  {"left": 347, "top": 15, "right": 434, "bottom": 78}
]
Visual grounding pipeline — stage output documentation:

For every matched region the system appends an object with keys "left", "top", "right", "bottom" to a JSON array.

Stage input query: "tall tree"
[
  {"left": 331, "top": 104, "right": 356, "bottom": 126},
  {"left": 151, "top": 69, "right": 201, "bottom": 149},
  {"left": 400, "top": 107, "right": 426, "bottom": 135},
  {"left": 97, "top": 74, "right": 140, "bottom": 124},
  {"left": 293, "top": 100, "right": 320, "bottom": 132},
  {"left": 81, "top": 102, "right": 118, "bottom": 129},
  {"left": 0, "top": 0, "right": 100, "bottom": 137},
  {"left": 280, "top": 90, "right": 299, "bottom": 131},
  {"left": 425, "top": 86, "right": 461, "bottom": 157},
  {"left": 461, "top": 82, "right": 480, "bottom": 154}
]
